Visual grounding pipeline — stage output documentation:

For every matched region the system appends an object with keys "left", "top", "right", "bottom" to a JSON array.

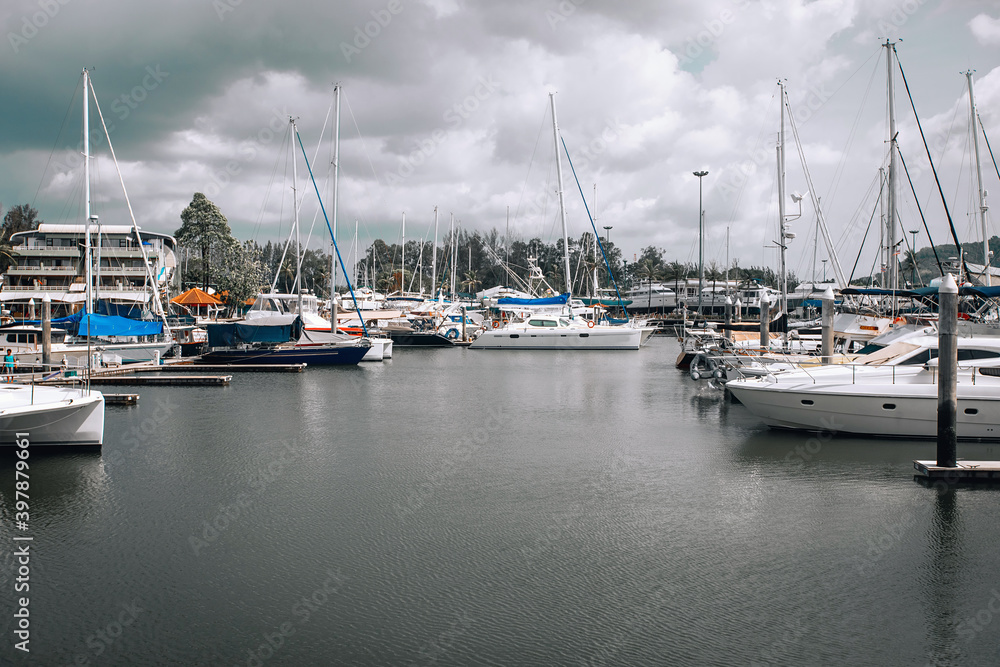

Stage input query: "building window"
[{"left": 46, "top": 238, "right": 53, "bottom": 246}]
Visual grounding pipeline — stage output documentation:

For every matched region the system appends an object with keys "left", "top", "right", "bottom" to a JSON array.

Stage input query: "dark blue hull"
[
  {"left": 387, "top": 332, "right": 456, "bottom": 347},
  {"left": 198, "top": 345, "right": 368, "bottom": 366}
]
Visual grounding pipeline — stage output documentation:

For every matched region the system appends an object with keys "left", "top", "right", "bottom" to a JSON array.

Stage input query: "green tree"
[
  {"left": 216, "top": 240, "right": 267, "bottom": 316},
  {"left": 1, "top": 203, "right": 42, "bottom": 272},
  {"left": 176, "top": 193, "right": 233, "bottom": 289}
]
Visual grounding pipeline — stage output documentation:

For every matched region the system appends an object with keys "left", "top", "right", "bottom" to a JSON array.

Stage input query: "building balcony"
[
  {"left": 6, "top": 266, "right": 78, "bottom": 275},
  {"left": 13, "top": 247, "right": 80, "bottom": 257}
]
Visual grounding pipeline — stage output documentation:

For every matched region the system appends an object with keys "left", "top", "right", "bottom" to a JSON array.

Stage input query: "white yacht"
[
  {"left": 1, "top": 383, "right": 105, "bottom": 446},
  {"left": 726, "top": 334, "right": 1000, "bottom": 440},
  {"left": 470, "top": 315, "right": 645, "bottom": 350},
  {"left": 247, "top": 293, "right": 392, "bottom": 361},
  {"left": 624, "top": 283, "right": 676, "bottom": 312}
]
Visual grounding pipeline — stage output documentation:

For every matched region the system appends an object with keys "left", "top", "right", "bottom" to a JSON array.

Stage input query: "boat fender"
[
  {"left": 690, "top": 353, "right": 706, "bottom": 381},
  {"left": 713, "top": 367, "right": 726, "bottom": 380},
  {"left": 445, "top": 328, "right": 459, "bottom": 340},
  {"left": 587, "top": 320, "right": 595, "bottom": 328}
]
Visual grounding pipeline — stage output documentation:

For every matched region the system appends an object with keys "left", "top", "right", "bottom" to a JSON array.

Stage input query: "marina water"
[{"left": 3, "top": 337, "right": 1000, "bottom": 665}]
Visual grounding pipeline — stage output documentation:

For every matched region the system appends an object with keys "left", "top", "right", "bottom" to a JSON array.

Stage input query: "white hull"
[
  {"left": 728, "top": 372, "right": 1000, "bottom": 440},
  {"left": 471, "top": 325, "right": 642, "bottom": 350},
  {"left": 0, "top": 385, "right": 105, "bottom": 446}
]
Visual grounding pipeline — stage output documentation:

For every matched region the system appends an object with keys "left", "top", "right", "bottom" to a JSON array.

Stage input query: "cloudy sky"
[{"left": 1, "top": 0, "right": 998, "bottom": 284}]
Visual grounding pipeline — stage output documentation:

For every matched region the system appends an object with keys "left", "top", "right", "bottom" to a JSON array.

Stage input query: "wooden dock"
[
  {"left": 156, "top": 362, "right": 306, "bottom": 373},
  {"left": 104, "top": 393, "right": 140, "bottom": 405},
  {"left": 45, "top": 375, "right": 232, "bottom": 387},
  {"left": 913, "top": 460, "right": 1000, "bottom": 481}
]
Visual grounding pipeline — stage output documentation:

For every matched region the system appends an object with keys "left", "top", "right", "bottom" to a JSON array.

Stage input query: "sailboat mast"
[
  {"left": 592, "top": 184, "right": 598, "bottom": 297},
  {"left": 777, "top": 81, "right": 788, "bottom": 322},
  {"left": 401, "top": 211, "right": 405, "bottom": 294},
  {"left": 331, "top": 84, "right": 341, "bottom": 322},
  {"left": 83, "top": 68, "right": 93, "bottom": 315},
  {"left": 432, "top": 206, "right": 439, "bottom": 299},
  {"left": 966, "top": 70, "right": 991, "bottom": 286},
  {"left": 549, "top": 92, "right": 572, "bottom": 296},
  {"left": 291, "top": 117, "right": 303, "bottom": 317},
  {"left": 885, "top": 40, "right": 899, "bottom": 291}
]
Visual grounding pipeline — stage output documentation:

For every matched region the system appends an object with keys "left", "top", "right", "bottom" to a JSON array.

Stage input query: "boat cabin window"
[
  {"left": 5, "top": 333, "right": 32, "bottom": 344},
  {"left": 528, "top": 319, "right": 557, "bottom": 327},
  {"left": 958, "top": 349, "right": 1000, "bottom": 361}
]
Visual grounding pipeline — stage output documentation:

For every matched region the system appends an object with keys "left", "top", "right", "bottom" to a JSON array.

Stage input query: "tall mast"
[
  {"left": 777, "top": 81, "right": 788, "bottom": 321},
  {"left": 452, "top": 219, "right": 458, "bottom": 298},
  {"left": 549, "top": 92, "right": 572, "bottom": 295},
  {"left": 966, "top": 70, "right": 991, "bottom": 286},
  {"left": 330, "top": 84, "right": 341, "bottom": 323},
  {"left": 449, "top": 213, "right": 455, "bottom": 298},
  {"left": 432, "top": 206, "right": 439, "bottom": 299},
  {"left": 353, "top": 220, "right": 359, "bottom": 287},
  {"left": 83, "top": 68, "right": 93, "bottom": 315},
  {"left": 592, "top": 184, "right": 598, "bottom": 297},
  {"left": 291, "top": 117, "right": 302, "bottom": 317},
  {"left": 401, "top": 211, "right": 405, "bottom": 294},
  {"left": 885, "top": 40, "right": 899, "bottom": 291}
]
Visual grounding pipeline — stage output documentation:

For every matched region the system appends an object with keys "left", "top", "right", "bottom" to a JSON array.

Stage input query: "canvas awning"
[{"left": 171, "top": 287, "right": 222, "bottom": 306}]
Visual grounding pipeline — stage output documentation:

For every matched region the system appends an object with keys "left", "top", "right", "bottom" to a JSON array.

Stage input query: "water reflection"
[{"left": 920, "top": 486, "right": 964, "bottom": 665}]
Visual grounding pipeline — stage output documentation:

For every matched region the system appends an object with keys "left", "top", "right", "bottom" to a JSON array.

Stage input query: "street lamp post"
[
  {"left": 693, "top": 170, "right": 709, "bottom": 315},
  {"left": 909, "top": 229, "right": 919, "bottom": 287},
  {"left": 603, "top": 225, "right": 612, "bottom": 245},
  {"left": 821, "top": 258, "right": 828, "bottom": 283}
]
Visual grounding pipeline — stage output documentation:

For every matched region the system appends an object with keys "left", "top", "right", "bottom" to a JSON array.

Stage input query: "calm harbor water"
[{"left": 2, "top": 336, "right": 1000, "bottom": 666}]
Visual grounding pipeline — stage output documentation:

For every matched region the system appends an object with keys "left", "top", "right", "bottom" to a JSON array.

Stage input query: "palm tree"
[{"left": 462, "top": 270, "right": 481, "bottom": 295}]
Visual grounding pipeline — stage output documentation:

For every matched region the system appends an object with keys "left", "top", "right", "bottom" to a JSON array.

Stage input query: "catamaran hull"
[
  {"left": 199, "top": 345, "right": 369, "bottom": 366},
  {"left": 0, "top": 391, "right": 105, "bottom": 446},
  {"left": 728, "top": 382, "right": 1000, "bottom": 440},
  {"left": 387, "top": 332, "right": 456, "bottom": 347},
  {"left": 470, "top": 328, "right": 642, "bottom": 350}
]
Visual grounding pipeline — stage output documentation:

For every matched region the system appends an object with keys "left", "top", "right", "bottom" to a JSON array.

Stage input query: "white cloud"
[{"left": 969, "top": 13, "right": 1000, "bottom": 45}]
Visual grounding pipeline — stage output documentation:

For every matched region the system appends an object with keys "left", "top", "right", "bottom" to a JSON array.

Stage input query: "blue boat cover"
[
  {"left": 77, "top": 313, "right": 163, "bottom": 337},
  {"left": 498, "top": 292, "right": 570, "bottom": 306},
  {"left": 19, "top": 309, "right": 162, "bottom": 336},
  {"left": 207, "top": 317, "right": 301, "bottom": 347}
]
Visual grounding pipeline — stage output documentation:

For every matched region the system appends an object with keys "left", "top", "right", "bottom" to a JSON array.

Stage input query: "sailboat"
[{"left": 471, "top": 94, "right": 646, "bottom": 351}]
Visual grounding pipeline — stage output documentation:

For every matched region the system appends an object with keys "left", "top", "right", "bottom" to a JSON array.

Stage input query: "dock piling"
[
  {"left": 937, "top": 274, "right": 958, "bottom": 467},
  {"left": 759, "top": 296, "right": 770, "bottom": 351},
  {"left": 42, "top": 294, "right": 52, "bottom": 370},
  {"left": 821, "top": 287, "right": 834, "bottom": 364}
]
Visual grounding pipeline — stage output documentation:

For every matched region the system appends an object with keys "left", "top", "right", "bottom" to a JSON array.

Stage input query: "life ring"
[
  {"left": 445, "top": 328, "right": 460, "bottom": 340},
  {"left": 587, "top": 320, "right": 595, "bottom": 328},
  {"left": 492, "top": 320, "right": 500, "bottom": 329}
]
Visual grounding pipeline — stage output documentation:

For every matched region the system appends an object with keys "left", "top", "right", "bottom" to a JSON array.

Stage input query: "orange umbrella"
[{"left": 170, "top": 287, "right": 222, "bottom": 306}]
